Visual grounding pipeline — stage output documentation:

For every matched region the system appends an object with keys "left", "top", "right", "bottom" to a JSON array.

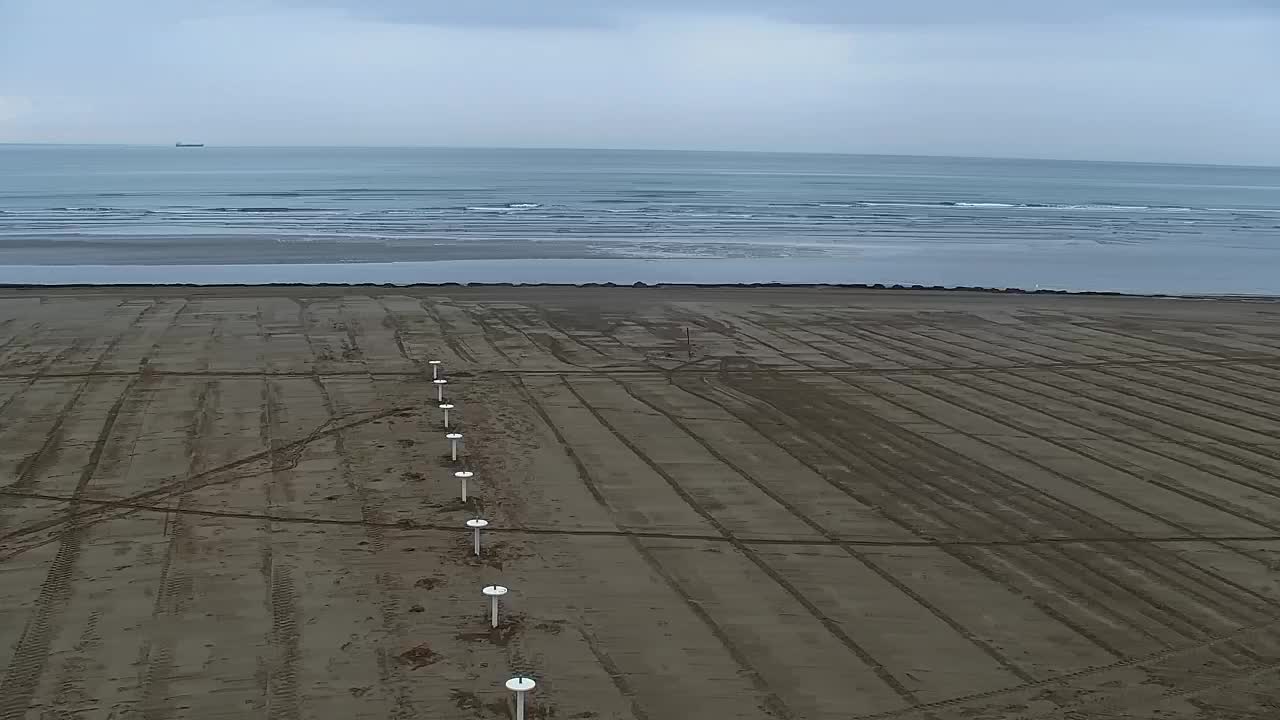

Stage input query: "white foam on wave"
[{"left": 466, "top": 203, "right": 541, "bottom": 212}]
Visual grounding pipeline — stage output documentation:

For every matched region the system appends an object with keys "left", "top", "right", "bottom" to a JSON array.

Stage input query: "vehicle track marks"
[{"left": 563, "top": 377, "right": 923, "bottom": 708}]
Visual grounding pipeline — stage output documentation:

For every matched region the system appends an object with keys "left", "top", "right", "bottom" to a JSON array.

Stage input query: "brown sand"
[{"left": 1, "top": 286, "right": 1279, "bottom": 719}]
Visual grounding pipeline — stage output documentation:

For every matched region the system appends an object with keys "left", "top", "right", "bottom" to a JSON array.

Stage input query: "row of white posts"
[{"left": 429, "top": 359, "right": 537, "bottom": 718}]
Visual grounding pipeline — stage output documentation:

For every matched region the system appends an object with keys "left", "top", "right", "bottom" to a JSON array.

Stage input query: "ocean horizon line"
[{"left": 2, "top": 143, "right": 1278, "bottom": 171}]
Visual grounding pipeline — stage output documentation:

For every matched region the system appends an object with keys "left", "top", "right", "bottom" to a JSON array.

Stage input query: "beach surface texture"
[{"left": 1, "top": 285, "right": 1279, "bottom": 719}]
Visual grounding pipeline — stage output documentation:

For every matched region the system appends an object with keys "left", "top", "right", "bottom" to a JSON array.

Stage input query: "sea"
[{"left": 1, "top": 145, "right": 1278, "bottom": 294}]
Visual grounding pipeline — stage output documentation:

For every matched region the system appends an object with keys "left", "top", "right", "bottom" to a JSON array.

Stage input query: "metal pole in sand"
[
  {"left": 455, "top": 470, "right": 473, "bottom": 501},
  {"left": 433, "top": 378, "right": 448, "bottom": 402},
  {"left": 439, "top": 403, "right": 454, "bottom": 429},
  {"left": 482, "top": 585, "right": 508, "bottom": 628},
  {"left": 506, "top": 676, "right": 536, "bottom": 720},
  {"left": 466, "top": 518, "right": 489, "bottom": 556},
  {"left": 446, "top": 432, "right": 463, "bottom": 461},
  {"left": 428, "top": 359, "right": 442, "bottom": 379}
]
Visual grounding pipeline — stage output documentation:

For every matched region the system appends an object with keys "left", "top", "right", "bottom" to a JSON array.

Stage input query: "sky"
[{"left": 1, "top": 0, "right": 1278, "bottom": 164}]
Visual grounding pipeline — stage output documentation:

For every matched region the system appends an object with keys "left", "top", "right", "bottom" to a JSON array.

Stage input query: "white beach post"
[
  {"left": 505, "top": 676, "right": 536, "bottom": 720},
  {"left": 428, "top": 359, "right": 442, "bottom": 379},
  {"left": 446, "top": 432, "right": 463, "bottom": 462},
  {"left": 482, "top": 585, "right": 508, "bottom": 628},
  {"left": 455, "top": 470, "right": 474, "bottom": 501},
  {"left": 439, "top": 402, "right": 454, "bottom": 429},
  {"left": 433, "top": 378, "right": 448, "bottom": 402},
  {"left": 466, "top": 518, "right": 489, "bottom": 556}
]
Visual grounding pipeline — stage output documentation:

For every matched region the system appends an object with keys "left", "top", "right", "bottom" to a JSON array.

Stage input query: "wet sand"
[{"left": 1, "top": 286, "right": 1279, "bottom": 719}]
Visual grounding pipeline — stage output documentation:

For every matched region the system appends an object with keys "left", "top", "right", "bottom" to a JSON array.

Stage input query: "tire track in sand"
[
  {"left": 0, "top": 373, "right": 139, "bottom": 719},
  {"left": 510, "top": 375, "right": 795, "bottom": 720},
  {"left": 616, "top": 377, "right": 1036, "bottom": 685},
  {"left": 562, "top": 376, "right": 923, "bottom": 710}
]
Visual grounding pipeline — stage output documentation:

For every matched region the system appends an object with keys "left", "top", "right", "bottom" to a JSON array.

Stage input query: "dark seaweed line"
[
  {"left": 509, "top": 374, "right": 795, "bottom": 720},
  {"left": 617, "top": 376, "right": 1036, "bottom": 684},
  {"left": 560, "top": 376, "right": 924, "bottom": 709}
]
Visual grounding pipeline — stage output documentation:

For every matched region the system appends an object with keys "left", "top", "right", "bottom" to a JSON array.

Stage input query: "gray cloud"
[{"left": 1, "top": 0, "right": 1278, "bottom": 165}]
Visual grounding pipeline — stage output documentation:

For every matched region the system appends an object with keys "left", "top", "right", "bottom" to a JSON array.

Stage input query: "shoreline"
[{"left": 2, "top": 281, "right": 1277, "bottom": 302}]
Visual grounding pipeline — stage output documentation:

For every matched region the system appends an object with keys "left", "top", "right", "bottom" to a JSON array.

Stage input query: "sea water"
[{"left": 1, "top": 145, "right": 1278, "bottom": 293}]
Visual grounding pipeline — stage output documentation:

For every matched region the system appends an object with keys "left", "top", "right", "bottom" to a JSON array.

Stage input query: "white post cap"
[
  {"left": 433, "top": 378, "right": 448, "bottom": 384},
  {"left": 466, "top": 518, "right": 489, "bottom": 529},
  {"left": 439, "top": 402, "right": 455, "bottom": 409},
  {"left": 454, "top": 470, "right": 474, "bottom": 479},
  {"left": 446, "top": 432, "right": 463, "bottom": 440},
  {"left": 506, "top": 677, "right": 536, "bottom": 692},
  {"left": 483, "top": 585, "right": 509, "bottom": 597}
]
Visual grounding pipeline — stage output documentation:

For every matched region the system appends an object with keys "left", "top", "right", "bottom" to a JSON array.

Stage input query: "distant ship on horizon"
[{"left": 175, "top": 142, "right": 204, "bottom": 147}]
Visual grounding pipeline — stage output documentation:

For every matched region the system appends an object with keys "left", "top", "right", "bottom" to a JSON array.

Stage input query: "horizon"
[{"left": 4, "top": 142, "right": 1280, "bottom": 171}]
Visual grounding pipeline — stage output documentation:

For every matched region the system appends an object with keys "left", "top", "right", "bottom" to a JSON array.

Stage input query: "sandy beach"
[{"left": 1, "top": 285, "right": 1279, "bottom": 719}]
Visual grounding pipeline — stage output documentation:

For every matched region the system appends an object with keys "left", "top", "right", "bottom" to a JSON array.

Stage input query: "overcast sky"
[{"left": 1, "top": 0, "right": 1278, "bottom": 164}]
